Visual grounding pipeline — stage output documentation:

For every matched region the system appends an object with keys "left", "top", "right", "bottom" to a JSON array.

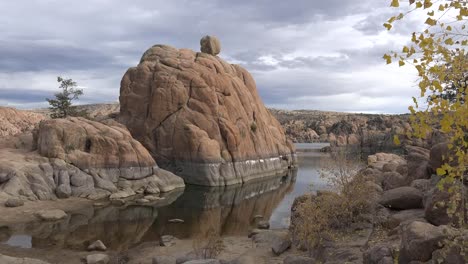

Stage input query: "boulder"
[
  {"left": 367, "top": 153, "right": 405, "bottom": 171},
  {"left": 271, "top": 236, "right": 291, "bottom": 255},
  {"left": 88, "top": 240, "right": 107, "bottom": 251},
  {"left": 35, "top": 209, "right": 67, "bottom": 221},
  {"left": 384, "top": 209, "right": 425, "bottom": 229},
  {"left": 257, "top": 220, "right": 270, "bottom": 229},
  {"left": 4, "top": 198, "right": 24, "bottom": 207},
  {"left": 153, "top": 256, "right": 176, "bottom": 264},
  {"left": 200, "top": 35, "right": 221, "bottom": 55},
  {"left": 424, "top": 184, "right": 465, "bottom": 226},
  {"left": 363, "top": 245, "right": 394, "bottom": 264},
  {"left": 86, "top": 254, "right": 110, "bottom": 264},
  {"left": 379, "top": 187, "right": 423, "bottom": 210},
  {"left": 382, "top": 163, "right": 398, "bottom": 172},
  {"left": 360, "top": 168, "right": 383, "bottom": 185},
  {"left": 160, "top": 235, "right": 176, "bottom": 247},
  {"left": 398, "top": 221, "right": 449, "bottom": 264},
  {"left": 119, "top": 43, "right": 295, "bottom": 186},
  {"left": 406, "top": 147, "right": 431, "bottom": 182},
  {"left": 36, "top": 117, "right": 157, "bottom": 180},
  {"left": 410, "top": 179, "right": 432, "bottom": 194},
  {"left": 0, "top": 117, "right": 184, "bottom": 201},
  {"left": 429, "top": 142, "right": 449, "bottom": 172},
  {"left": 382, "top": 171, "right": 407, "bottom": 190}
]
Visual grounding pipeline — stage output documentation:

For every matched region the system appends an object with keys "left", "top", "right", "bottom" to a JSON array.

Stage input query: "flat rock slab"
[{"left": 35, "top": 209, "right": 67, "bottom": 221}]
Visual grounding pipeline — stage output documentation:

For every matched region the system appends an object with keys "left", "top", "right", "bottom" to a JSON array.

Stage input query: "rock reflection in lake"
[{"left": 2, "top": 170, "right": 296, "bottom": 252}]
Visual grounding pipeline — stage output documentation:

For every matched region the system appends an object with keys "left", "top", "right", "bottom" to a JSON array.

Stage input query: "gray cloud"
[{"left": 0, "top": 0, "right": 420, "bottom": 113}]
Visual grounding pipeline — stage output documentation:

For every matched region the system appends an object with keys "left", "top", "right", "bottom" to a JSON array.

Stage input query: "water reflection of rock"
[
  {"left": 2, "top": 170, "right": 296, "bottom": 252},
  {"left": 144, "top": 170, "right": 297, "bottom": 239}
]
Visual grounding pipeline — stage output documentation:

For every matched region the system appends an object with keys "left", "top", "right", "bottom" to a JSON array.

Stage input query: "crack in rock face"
[{"left": 119, "top": 37, "right": 296, "bottom": 186}]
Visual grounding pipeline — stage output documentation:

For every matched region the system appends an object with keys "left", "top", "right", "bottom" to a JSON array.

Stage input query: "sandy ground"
[{"left": 0, "top": 229, "right": 298, "bottom": 264}]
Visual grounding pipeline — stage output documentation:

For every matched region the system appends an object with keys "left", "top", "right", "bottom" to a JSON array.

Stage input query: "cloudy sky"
[{"left": 0, "top": 0, "right": 423, "bottom": 113}]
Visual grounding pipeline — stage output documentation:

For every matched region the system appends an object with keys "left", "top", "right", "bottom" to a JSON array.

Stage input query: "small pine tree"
[{"left": 46, "top": 77, "right": 83, "bottom": 118}]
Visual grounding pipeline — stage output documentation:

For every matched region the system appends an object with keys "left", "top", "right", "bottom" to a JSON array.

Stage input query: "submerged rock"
[
  {"left": 88, "top": 240, "right": 107, "bottom": 251},
  {"left": 35, "top": 209, "right": 67, "bottom": 221},
  {"left": 120, "top": 41, "right": 296, "bottom": 186}
]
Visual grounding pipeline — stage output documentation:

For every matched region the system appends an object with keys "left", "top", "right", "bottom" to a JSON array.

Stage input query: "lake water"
[{"left": 1, "top": 143, "right": 331, "bottom": 251}]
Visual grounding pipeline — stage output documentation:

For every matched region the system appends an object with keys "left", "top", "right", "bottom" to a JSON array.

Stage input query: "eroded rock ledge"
[
  {"left": 0, "top": 117, "right": 184, "bottom": 202},
  {"left": 119, "top": 42, "right": 296, "bottom": 186}
]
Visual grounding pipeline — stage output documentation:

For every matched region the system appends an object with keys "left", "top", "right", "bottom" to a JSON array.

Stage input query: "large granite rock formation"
[
  {"left": 0, "top": 117, "right": 184, "bottom": 202},
  {"left": 119, "top": 39, "right": 296, "bottom": 186}
]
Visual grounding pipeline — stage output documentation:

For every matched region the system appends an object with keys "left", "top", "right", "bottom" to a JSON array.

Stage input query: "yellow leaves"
[
  {"left": 436, "top": 168, "right": 446, "bottom": 176},
  {"left": 446, "top": 25, "right": 452, "bottom": 31},
  {"left": 402, "top": 46, "right": 409, "bottom": 53},
  {"left": 383, "top": 54, "right": 392, "bottom": 64},
  {"left": 399, "top": 60, "right": 405, "bottom": 67},
  {"left": 393, "top": 135, "right": 401, "bottom": 146},
  {"left": 438, "top": 4, "right": 445, "bottom": 11},
  {"left": 416, "top": 2, "right": 423, "bottom": 8},
  {"left": 444, "top": 38, "right": 454, "bottom": 45},
  {"left": 423, "top": 0, "right": 432, "bottom": 9},
  {"left": 433, "top": 80, "right": 442, "bottom": 92},
  {"left": 384, "top": 23, "right": 393, "bottom": 30},
  {"left": 390, "top": 0, "right": 399, "bottom": 8},
  {"left": 427, "top": 10, "right": 434, "bottom": 16},
  {"left": 425, "top": 18, "right": 437, "bottom": 26}
]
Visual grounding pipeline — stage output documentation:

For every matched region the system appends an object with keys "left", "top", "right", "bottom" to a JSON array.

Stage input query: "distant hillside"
[{"left": 268, "top": 108, "right": 415, "bottom": 152}]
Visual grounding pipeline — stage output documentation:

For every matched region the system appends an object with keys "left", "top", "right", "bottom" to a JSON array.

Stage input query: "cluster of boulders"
[
  {"left": 289, "top": 141, "right": 467, "bottom": 263},
  {"left": 364, "top": 143, "right": 466, "bottom": 263}
]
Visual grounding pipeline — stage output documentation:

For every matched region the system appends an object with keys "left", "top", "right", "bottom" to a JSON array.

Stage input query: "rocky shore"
[{"left": 290, "top": 143, "right": 467, "bottom": 263}]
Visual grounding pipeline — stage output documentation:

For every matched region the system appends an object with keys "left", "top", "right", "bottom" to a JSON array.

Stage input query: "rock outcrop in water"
[
  {"left": 0, "top": 117, "right": 184, "bottom": 202},
  {"left": 119, "top": 37, "right": 296, "bottom": 186}
]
